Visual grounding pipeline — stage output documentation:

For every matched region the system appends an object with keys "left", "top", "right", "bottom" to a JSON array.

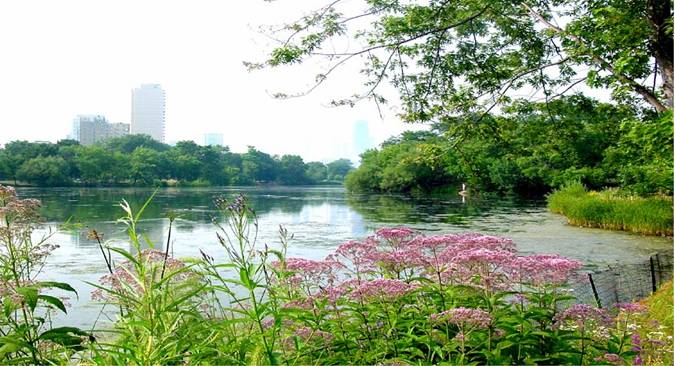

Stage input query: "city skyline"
[{"left": 0, "top": 1, "right": 423, "bottom": 162}]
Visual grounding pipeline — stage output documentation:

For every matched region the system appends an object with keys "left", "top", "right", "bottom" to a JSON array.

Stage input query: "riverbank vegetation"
[
  {"left": 0, "top": 135, "right": 354, "bottom": 187},
  {"left": 0, "top": 185, "right": 672, "bottom": 365},
  {"left": 345, "top": 99, "right": 673, "bottom": 198},
  {"left": 548, "top": 183, "right": 673, "bottom": 236}
]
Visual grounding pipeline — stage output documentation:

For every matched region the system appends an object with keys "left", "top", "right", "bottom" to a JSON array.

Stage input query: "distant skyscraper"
[
  {"left": 72, "top": 115, "right": 129, "bottom": 146},
  {"left": 204, "top": 133, "right": 224, "bottom": 146},
  {"left": 353, "top": 120, "right": 374, "bottom": 158},
  {"left": 131, "top": 84, "right": 165, "bottom": 142}
]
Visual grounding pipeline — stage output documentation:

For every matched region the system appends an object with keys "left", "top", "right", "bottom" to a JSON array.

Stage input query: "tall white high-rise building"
[{"left": 131, "top": 84, "right": 165, "bottom": 142}]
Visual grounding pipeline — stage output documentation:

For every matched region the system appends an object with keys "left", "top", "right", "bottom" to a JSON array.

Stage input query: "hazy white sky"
[{"left": 0, "top": 0, "right": 422, "bottom": 162}]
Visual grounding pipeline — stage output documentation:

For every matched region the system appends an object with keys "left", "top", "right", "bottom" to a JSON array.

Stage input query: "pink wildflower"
[
  {"left": 376, "top": 227, "right": 416, "bottom": 242},
  {"left": 431, "top": 307, "right": 492, "bottom": 329},
  {"left": 602, "top": 353, "right": 622, "bottom": 363},
  {"left": 508, "top": 254, "right": 581, "bottom": 285},
  {"left": 326, "top": 239, "right": 378, "bottom": 273},
  {"left": 346, "top": 279, "right": 416, "bottom": 301},
  {"left": 554, "top": 304, "right": 612, "bottom": 329},
  {"left": 613, "top": 302, "right": 648, "bottom": 314},
  {"left": 277, "top": 257, "right": 337, "bottom": 290},
  {"left": 293, "top": 326, "right": 334, "bottom": 342},
  {"left": 366, "top": 248, "right": 424, "bottom": 273}
]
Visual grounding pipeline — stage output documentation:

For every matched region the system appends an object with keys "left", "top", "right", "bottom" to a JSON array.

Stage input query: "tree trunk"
[{"left": 648, "top": 0, "right": 674, "bottom": 108}]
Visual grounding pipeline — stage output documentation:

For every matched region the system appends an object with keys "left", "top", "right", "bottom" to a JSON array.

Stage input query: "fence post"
[
  {"left": 588, "top": 273, "right": 602, "bottom": 308},
  {"left": 656, "top": 253, "right": 663, "bottom": 285},
  {"left": 650, "top": 256, "right": 657, "bottom": 293}
]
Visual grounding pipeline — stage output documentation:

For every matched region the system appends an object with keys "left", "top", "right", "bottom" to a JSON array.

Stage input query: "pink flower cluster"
[
  {"left": 274, "top": 227, "right": 583, "bottom": 308},
  {"left": 430, "top": 307, "right": 492, "bottom": 329},
  {"left": 376, "top": 227, "right": 416, "bottom": 244},
  {"left": 509, "top": 254, "right": 582, "bottom": 285},
  {"left": 293, "top": 326, "right": 334, "bottom": 342},
  {"left": 0, "top": 184, "right": 41, "bottom": 225},
  {"left": 613, "top": 302, "right": 648, "bottom": 314},
  {"left": 554, "top": 304, "right": 612, "bottom": 329},
  {"left": 344, "top": 279, "right": 417, "bottom": 301}
]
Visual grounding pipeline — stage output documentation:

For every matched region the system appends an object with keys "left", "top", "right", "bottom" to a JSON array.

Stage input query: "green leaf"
[
  {"left": 36, "top": 281, "right": 78, "bottom": 298},
  {"left": 0, "top": 342, "right": 20, "bottom": 359},
  {"left": 39, "top": 327, "right": 94, "bottom": 350},
  {"left": 17, "top": 287, "right": 38, "bottom": 311},
  {"left": 37, "top": 295, "right": 67, "bottom": 314}
]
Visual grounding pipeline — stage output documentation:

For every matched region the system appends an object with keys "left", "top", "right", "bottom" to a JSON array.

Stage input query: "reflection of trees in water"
[
  {"left": 345, "top": 193, "right": 534, "bottom": 225},
  {"left": 23, "top": 186, "right": 347, "bottom": 223},
  {"left": 66, "top": 217, "right": 166, "bottom": 255}
]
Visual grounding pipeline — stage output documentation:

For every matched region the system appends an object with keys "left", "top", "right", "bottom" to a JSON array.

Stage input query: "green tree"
[
  {"left": 2, "top": 141, "right": 58, "bottom": 183},
  {"left": 75, "top": 146, "right": 114, "bottom": 184},
  {"left": 16, "top": 156, "right": 71, "bottom": 186},
  {"left": 277, "top": 155, "right": 310, "bottom": 185},
  {"left": 258, "top": 0, "right": 672, "bottom": 118},
  {"left": 326, "top": 159, "right": 354, "bottom": 181},
  {"left": 105, "top": 134, "right": 169, "bottom": 153},
  {"left": 305, "top": 161, "right": 328, "bottom": 183},
  {"left": 159, "top": 150, "right": 201, "bottom": 181},
  {"left": 242, "top": 146, "right": 278, "bottom": 183},
  {"left": 129, "top": 147, "right": 160, "bottom": 185}
]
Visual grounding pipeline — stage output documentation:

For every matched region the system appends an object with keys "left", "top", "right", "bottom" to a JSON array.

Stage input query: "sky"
[{"left": 0, "top": 0, "right": 423, "bottom": 163}]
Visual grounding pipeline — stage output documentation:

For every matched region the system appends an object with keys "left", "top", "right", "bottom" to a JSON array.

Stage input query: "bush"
[{"left": 548, "top": 182, "right": 673, "bottom": 236}]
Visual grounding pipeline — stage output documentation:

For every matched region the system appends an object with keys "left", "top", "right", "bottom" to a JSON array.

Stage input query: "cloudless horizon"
[{"left": 0, "top": 1, "right": 424, "bottom": 163}]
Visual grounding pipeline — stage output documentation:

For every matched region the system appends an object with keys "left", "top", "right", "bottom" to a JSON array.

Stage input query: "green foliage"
[
  {"left": 326, "top": 158, "right": 354, "bottom": 181},
  {"left": 16, "top": 156, "right": 71, "bottom": 186},
  {"left": 643, "top": 281, "right": 673, "bottom": 337},
  {"left": 346, "top": 139, "right": 455, "bottom": 193},
  {"left": 346, "top": 97, "right": 673, "bottom": 197},
  {"left": 277, "top": 155, "right": 310, "bottom": 185},
  {"left": 242, "top": 146, "right": 279, "bottom": 183},
  {"left": 0, "top": 186, "right": 92, "bottom": 363},
  {"left": 0, "top": 136, "right": 353, "bottom": 187},
  {"left": 547, "top": 182, "right": 674, "bottom": 236},
  {"left": 259, "top": 0, "right": 672, "bottom": 116},
  {"left": 603, "top": 110, "right": 674, "bottom": 195},
  {"left": 305, "top": 161, "right": 328, "bottom": 183}
]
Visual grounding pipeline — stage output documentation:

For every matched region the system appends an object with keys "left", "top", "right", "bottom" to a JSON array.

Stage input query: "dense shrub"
[
  {"left": 345, "top": 97, "right": 673, "bottom": 197},
  {"left": 548, "top": 182, "right": 674, "bottom": 236}
]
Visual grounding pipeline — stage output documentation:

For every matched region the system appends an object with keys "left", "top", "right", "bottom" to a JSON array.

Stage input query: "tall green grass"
[{"left": 547, "top": 182, "right": 673, "bottom": 236}]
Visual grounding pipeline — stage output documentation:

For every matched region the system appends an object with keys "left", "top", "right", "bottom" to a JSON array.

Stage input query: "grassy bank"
[
  {"left": 643, "top": 281, "right": 674, "bottom": 336},
  {"left": 636, "top": 281, "right": 674, "bottom": 365},
  {"left": 547, "top": 183, "right": 673, "bottom": 236}
]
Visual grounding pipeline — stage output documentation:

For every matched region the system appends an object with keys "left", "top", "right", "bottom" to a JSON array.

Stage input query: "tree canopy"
[
  {"left": 256, "top": 0, "right": 673, "bottom": 120},
  {"left": 0, "top": 135, "right": 353, "bottom": 187},
  {"left": 345, "top": 96, "right": 673, "bottom": 195}
]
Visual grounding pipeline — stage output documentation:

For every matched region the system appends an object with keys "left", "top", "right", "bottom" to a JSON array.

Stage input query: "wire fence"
[{"left": 569, "top": 251, "right": 673, "bottom": 308}]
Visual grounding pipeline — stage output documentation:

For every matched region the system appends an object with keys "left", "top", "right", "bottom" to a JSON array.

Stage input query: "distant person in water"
[{"left": 459, "top": 183, "right": 468, "bottom": 203}]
